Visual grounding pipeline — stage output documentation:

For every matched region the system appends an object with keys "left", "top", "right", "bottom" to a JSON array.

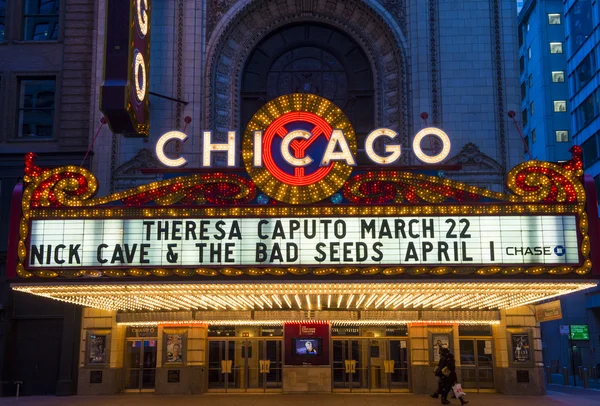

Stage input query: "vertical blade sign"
[{"left": 100, "top": 0, "right": 151, "bottom": 137}]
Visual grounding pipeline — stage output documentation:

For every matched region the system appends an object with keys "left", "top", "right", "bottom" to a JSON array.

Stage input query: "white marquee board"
[{"left": 27, "top": 215, "right": 579, "bottom": 268}]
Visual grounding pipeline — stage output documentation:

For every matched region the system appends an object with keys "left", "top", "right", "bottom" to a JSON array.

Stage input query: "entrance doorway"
[
  {"left": 124, "top": 339, "right": 157, "bottom": 391},
  {"left": 332, "top": 338, "right": 409, "bottom": 392},
  {"left": 459, "top": 339, "right": 495, "bottom": 390},
  {"left": 207, "top": 339, "right": 283, "bottom": 392}
]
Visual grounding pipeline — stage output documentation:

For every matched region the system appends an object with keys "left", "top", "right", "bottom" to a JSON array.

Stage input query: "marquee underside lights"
[{"left": 11, "top": 282, "right": 596, "bottom": 312}]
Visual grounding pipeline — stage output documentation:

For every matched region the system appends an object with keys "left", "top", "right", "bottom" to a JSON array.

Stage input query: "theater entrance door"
[
  {"left": 124, "top": 339, "right": 157, "bottom": 392},
  {"left": 332, "top": 338, "right": 409, "bottom": 392},
  {"left": 207, "top": 339, "right": 282, "bottom": 392},
  {"left": 459, "top": 339, "right": 495, "bottom": 391}
]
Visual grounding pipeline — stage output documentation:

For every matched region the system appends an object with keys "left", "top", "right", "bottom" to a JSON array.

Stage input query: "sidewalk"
[{"left": 0, "top": 393, "right": 598, "bottom": 406}]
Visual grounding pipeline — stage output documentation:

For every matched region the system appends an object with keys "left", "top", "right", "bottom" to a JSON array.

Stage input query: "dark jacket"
[{"left": 438, "top": 351, "right": 458, "bottom": 386}]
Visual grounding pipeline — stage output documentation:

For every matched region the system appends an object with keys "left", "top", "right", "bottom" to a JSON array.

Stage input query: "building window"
[
  {"left": 521, "top": 82, "right": 526, "bottom": 100},
  {"left": 528, "top": 47, "right": 532, "bottom": 59},
  {"left": 0, "top": 0, "right": 5, "bottom": 42},
  {"left": 532, "top": 129, "right": 537, "bottom": 144},
  {"left": 528, "top": 74, "right": 533, "bottom": 88},
  {"left": 518, "top": 27, "right": 524, "bottom": 48},
  {"left": 554, "top": 100, "right": 567, "bottom": 112},
  {"left": 526, "top": 22, "right": 530, "bottom": 32},
  {"left": 522, "top": 109, "right": 528, "bottom": 127},
  {"left": 576, "top": 92, "right": 596, "bottom": 130},
  {"left": 552, "top": 71, "right": 565, "bottom": 82},
  {"left": 550, "top": 42, "right": 563, "bottom": 53},
  {"left": 530, "top": 102, "right": 535, "bottom": 115},
  {"left": 569, "top": 0, "right": 593, "bottom": 50},
  {"left": 548, "top": 13, "right": 561, "bottom": 24},
  {"left": 524, "top": 135, "right": 529, "bottom": 154},
  {"left": 555, "top": 130, "right": 569, "bottom": 143},
  {"left": 17, "top": 78, "right": 56, "bottom": 138},
  {"left": 582, "top": 133, "right": 598, "bottom": 168},
  {"left": 573, "top": 52, "right": 594, "bottom": 93},
  {"left": 594, "top": 174, "right": 600, "bottom": 202},
  {"left": 520, "top": 56, "right": 525, "bottom": 73},
  {"left": 23, "top": 0, "right": 60, "bottom": 41}
]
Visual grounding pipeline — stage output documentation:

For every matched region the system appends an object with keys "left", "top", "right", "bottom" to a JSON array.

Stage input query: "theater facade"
[
  {"left": 5, "top": 0, "right": 600, "bottom": 398},
  {"left": 8, "top": 93, "right": 600, "bottom": 395}
]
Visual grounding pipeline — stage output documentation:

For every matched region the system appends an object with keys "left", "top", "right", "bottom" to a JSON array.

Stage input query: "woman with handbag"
[{"left": 438, "top": 347, "right": 469, "bottom": 405}]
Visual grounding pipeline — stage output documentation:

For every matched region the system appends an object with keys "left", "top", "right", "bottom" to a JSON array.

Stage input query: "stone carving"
[
  {"left": 204, "top": 0, "right": 409, "bottom": 161},
  {"left": 207, "top": 0, "right": 238, "bottom": 39},
  {"left": 113, "top": 148, "right": 163, "bottom": 178},
  {"left": 447, "top": 143, "right": 503, "bottom": 172},
  {"left": 374, "top": 0, "right": 407, "bottom": 37}
]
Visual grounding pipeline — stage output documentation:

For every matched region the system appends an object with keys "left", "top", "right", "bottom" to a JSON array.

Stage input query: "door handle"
[
  {"left": 263, "top": 360, "right": 271, "bottom": 373},
  {"left": 221, "top": 360, "right": 232, "bottom": 373},
  {"left": 384, "top": 360, "right": 395, "bottom": 373},
  {"left": 350, "top": 360, "right": 357, "bottom": 373},
  {"left": 345, "top": 360, "right": 351, "bottom": 373}
]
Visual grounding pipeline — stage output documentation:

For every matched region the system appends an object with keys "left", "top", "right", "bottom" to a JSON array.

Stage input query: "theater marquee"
[{"left": 8, "top": 94, "right": 598, "bottom": 279}]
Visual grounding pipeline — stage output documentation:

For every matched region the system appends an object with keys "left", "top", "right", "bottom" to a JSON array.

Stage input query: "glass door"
[
  {"left": 332, "top": 339, "right": 366, "bottom": 391},
  {"left": 388, "top": 339, "right": 409, "bottom": 390},
  {"left": 261, "top": 339, "right": 283, "bottom": 390},
  {"left": 208, "top": 340, "right": 234, "bottom": 390},
  {"left": 208, "top": 339, "right": 283, "bottom": 392},
  {"left": 124, "top": 339, "right": 157, "bottom": 391},
  {"left": 459, "top": 339, "right": 494, "bottom": 390}
]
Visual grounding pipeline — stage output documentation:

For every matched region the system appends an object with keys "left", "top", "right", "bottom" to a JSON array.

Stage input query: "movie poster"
[
  {"left": 166, "top": 334, "right": 184, "bottom": 363},
  {"left": 432, "top": 334, "right": 450, "bottom": 363},
  {"left": 88, "top": 334, "right": 107, "bottom": 364},
  {"left": 511, "top": 333, "right": 531, "bottom": 364}
]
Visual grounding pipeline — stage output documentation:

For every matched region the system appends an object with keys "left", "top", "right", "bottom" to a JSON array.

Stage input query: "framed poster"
[
  {"left": 508, "top": 331, "right": 533, "bottom": 366},
  {"left": 86, "top": 332, "right": 110, "bottom": 366},
  {"left": 164, "top": 331, "right": 186, "bottom": 364},
  {"left": 428, "top": 328, "right": 453, "bottom": 365}
]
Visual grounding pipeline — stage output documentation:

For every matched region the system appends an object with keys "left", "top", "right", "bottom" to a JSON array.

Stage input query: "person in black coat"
[{"left": 435, "top": 347, "right": 468, "bottom": 405}]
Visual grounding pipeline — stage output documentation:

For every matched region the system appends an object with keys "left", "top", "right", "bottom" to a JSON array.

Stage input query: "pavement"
[{"left": 1, "top": 392, "right": 600, "bottom": 406}]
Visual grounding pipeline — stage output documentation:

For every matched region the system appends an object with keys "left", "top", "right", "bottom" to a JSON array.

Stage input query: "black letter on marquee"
[
  {"left": 371, "top": 242, "right": 384, "bottom": 261},
  {"left": 140, "top": 244, "right": 151, "bottom": 264},
  {"left": 31, "top": 245, "right": 44, "bottom": 265},
  {"left": 258, "top": 220, "right": 269, "bottom": 239},
  {"left": 97, "top": 244, "right": 108, "bottom": 264},
  {"left": 314, "top": 243, "right": 327, "bottom": 262},
  {"left": 143, "top": 221, "right": 155, "bottom": 240},
  {"left": 256, "top": 243, "right": 267, "bottom": 262},
  {"left": 69, "top": 244, "right": 81, "bottom": 264},
  {"left": 405, "top": 242, "right": 419, "bottom": 262},
  {"left": 361, "top": 220, "right": 376, "bottom": 239},
  {"left": 54, "top": 244, "right": 66, "bottom": 264},
  {"left": 422, "top": 241, "right": 434, "bottom": 261}
]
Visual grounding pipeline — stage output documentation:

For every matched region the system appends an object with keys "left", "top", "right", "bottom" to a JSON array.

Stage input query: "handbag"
[
  {"left": 441, "top": 366, "right": 451, "bottom": 377},
  {"left": 452, "top": 383, "right": 466, "bottom": 398}
]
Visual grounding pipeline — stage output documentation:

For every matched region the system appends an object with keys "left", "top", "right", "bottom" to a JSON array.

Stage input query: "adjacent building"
[
  {"left": 0, "top": 0, "right": 95, "bottom": 396},
  {"left": 518, "top": 0, "right": 571, "bottom": 163},
  {"left": 518, "top": 0, "right": 600, "bottom": 376}
]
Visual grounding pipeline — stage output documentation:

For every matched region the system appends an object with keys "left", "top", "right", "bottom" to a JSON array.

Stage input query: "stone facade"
[{"left": 87, "top": 0, "right": 522, "bottom": 195}]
